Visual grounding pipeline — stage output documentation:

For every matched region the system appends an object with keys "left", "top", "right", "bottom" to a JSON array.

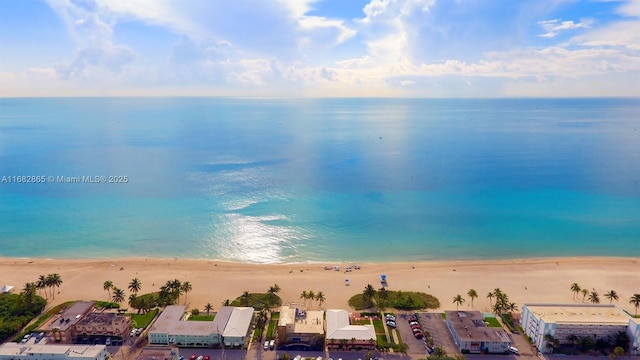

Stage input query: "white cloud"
[{"left": 538, "top": 19, "right": 591, "bottom": 38}]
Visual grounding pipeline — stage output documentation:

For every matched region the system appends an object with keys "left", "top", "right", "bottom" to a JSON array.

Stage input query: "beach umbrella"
[{"left": 380, "top": 274, "right": 387, "bottom": 282}]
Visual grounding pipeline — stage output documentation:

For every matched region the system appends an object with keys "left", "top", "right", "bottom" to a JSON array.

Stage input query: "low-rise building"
[
  {"left": 521, "top": 304, "right": 640, "bottom": 354},
  {"left": 46, "top": 301, "right": 95, "bottom": 343},
  {"left": 148, "top": 306, "right": 220, "bottom": 347},
  {"left": 276, "top": 306, "right": 324, "bottom": 349},
  {"left": 325, "top": 309, "right": 376, "bottom": 351},
  {"left": 0, "top": 343, "right": 108, "bottom": 360},
  {"left": 75, "top": 312, "right": 132, "bottom": 340},
  {"left": 222, "top": 307, "right": 254, "bottom": 348},
  {"left": 445, "top": 311, "right": 511, "bottom": 354}
]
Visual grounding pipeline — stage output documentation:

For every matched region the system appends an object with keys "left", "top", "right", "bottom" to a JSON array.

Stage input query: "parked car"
[
  {"left": 414, "top": 332, "right": 424, "bottom": 339},
  {"left": 264, "top": 341, "right": 269, "bottom": 350},
  {"left": 386, "top": 321, "right": 397, "bottom": 328},
  {"left": 269, "top": 339, "right": 275, "bottom": 349},
  {"left": 190, "top": 355, "right": 197, "bottom": 360},
  {"left": 105, "top": 338, "right": 111, "bottom": 346},
  {"left": 508, "top": 346, "right": 519, "bottom": 355},
  {"left": 204, "top": 355, "right": 210, "bottom": 360}
]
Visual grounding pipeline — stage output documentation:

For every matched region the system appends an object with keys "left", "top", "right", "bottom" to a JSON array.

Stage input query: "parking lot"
[{"left": 416, "top": 312, "right": 458, "bottom": 356}]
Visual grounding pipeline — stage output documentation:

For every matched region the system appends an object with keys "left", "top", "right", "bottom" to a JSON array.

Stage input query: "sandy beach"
[{"left": 1, "top": 257, "right": 639, "bottom": 315}]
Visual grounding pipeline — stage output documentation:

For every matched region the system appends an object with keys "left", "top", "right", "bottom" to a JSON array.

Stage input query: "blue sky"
[{"left": 1, "top": 0, "right": 639, "bottom": 97}]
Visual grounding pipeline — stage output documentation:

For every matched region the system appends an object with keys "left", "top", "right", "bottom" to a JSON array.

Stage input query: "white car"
[
  {"left": 264, "top": 341, "right": 269, "bottom": 350},
  {"left": 269, "top": 339, "right": 275, "bottom": 349}
]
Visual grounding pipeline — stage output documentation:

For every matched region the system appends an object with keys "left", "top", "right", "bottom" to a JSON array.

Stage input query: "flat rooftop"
[
  {"left": 446, "top": 311, "right": 511, "bottom": 344},
  {"left": 48, "top": 301, "right": 95, "bottom": 331},
  {"left": 135, "top": 347, "right": 178, "bottom": 360},
  {"left": 150, "top": 306, "right": 218, "bottom": 336},
  {"left": 278, "top": 307, "right": 324, "bottom": 334},
  {"left": 0, "top": 343, "right": 106, "bottom": 358},
  {"left": 523, "top": 304, "right": 633, "bottom": 325}
]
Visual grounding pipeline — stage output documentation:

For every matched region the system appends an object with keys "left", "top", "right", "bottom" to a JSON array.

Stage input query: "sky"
[{"left": 0, "top": 0, "right": 639, "bottom": 97}]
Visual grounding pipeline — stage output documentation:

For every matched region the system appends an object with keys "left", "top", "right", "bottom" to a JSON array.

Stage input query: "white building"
[
  {"left": 276, "top": 306, "right": 324, "bottom": 349},
  {"left": 0, "top": 343, "right": 108, "bottom": 360},
  {"left": 445, "top": 311, "right": 511, "bottom": 354},
  {"left": 222, "top": 307, "right": 254, "bottom": 348},
  {"left": 148, "top": 306, "right": 221, "bottom": 347},
  {"left": 521, "top": 304, "right": 640, "bottom": 354},
  {"left": 325, "top": 309, "right": 376, "bottom": 350}
]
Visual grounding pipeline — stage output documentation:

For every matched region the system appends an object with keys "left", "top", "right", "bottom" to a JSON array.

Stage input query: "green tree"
[
  {"left": 544, "top": 334, "right": 559, "bottom": 353},
  {"left": 486, "top": 292, "right": 494, "bottom": 307},
  {"left": 454, "top": 354, "right": 467, "bottom": 360},
  {"left": 433, "top": 346, "right": 447, "bottom": 359},
  {"left": 605, "top": 290, "right": 619, "bottom": 304},
  {"left": 453, "top": 294, "right": 465, "bottom": 310},
  {"left": 315, "top": 291, "right": 326, "bottom": 309},
  {"left": 242, "top": 291, "right": 250, "bottom": 307},
  {"left": 112, "top": 287, "right": 125, "bottom": 305},
  {"left": 307, "top": 290, "right": 316, "bottom": 309},
  {"left": 204, "top": 303, "right": 213, "bottom": 315},
  {"left": 36, "top": 275, "right": 47, "bottom": 299},
  {"left": 181, "top": 281, "right": 192, "bottom": 305},
  {"left": 614, "top": 346, "right": 625, "bottom": 357},
  {"left": 362, "top": 284, "right": 376, "bottom": 306},
  {"left": 222, "top": 299, "right": 231, "bottom": 306},
  {"left": 300, "top": 290, "right": 308, "bottom": 308},
  {"left": 588, "top": 290, "right": 600, "bottom": 304},
  {"left": 103, "top": 280, "right": 113, "bottom": 299},
  {"left": 581, "top": 288, "right": 588, "bottom": 302},
  {"left": 630, "top": 294, "right": 640, "bottom": 316},
  {"left": 570, "top": 283, "right": 581, "bottom": 300},
  {"left": 580, "top": 336, "right": 595, "bottom": 352},
  {"left": 467, "top": 289, "right": 478, "bottom": 308},
  {"left": 128, "top": 278, "right": 142, "bottom": 295}
]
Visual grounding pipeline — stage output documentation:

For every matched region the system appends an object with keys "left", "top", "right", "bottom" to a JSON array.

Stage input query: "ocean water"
[{"left": 0, "top": 97, "right": 639, "bottom": 263}]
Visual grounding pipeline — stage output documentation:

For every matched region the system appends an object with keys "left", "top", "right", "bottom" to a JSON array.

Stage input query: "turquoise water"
[{"left": 1, "top": 98, "right": 639, "bottom": 263}]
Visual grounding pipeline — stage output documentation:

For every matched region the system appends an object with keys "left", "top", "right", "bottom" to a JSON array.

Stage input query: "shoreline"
[{"left": 2, "top": 256, "right": 638, "bottom": 317}]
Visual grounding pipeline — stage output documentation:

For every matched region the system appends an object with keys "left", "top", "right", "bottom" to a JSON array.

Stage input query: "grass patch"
[
  {"left": 440, "top": 313, "right": 446, "bottom": 319},
  {"left": 352, "top": 319, "right": 370, "bottom": 325},
  {"left": 373, "top": 319, "right": 385, "bottom": 334},
  {"left": 348, "top": 290, "right": 440, "bottom": 311},
  {"left": 376, "top": 334, "right": 388, "bottom": 345},
  {"left": 230, "top": 293, "right": 281, "bottom": 311},
  {"left": 484, "top": 316, "right": 502, "bottom": 327},
  {"left": 130, "top": 309, "right": 158, "bottom": 329},
  {"left": 188, "top": 314, "right": 214, "bottom": 321},
  {"left": 266, "top": 319, "right": 277, "bottom": 338}
]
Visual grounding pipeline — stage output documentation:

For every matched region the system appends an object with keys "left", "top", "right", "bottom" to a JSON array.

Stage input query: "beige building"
[
  {"left": 521, "top": 304, "right": 640, "bottom": 354},
  {"left": 45, "top": 301, "right": 95, "bottom": 343},
  {"left": 75, "top": 312, "right": 132, "bottom": 340},
  {"left": 0, "top": 343, "right": 108, "bottom": 360},
  {"left": 445, "top": 311, "right": 511, "bottom": 354},
  {"left": 276, "top": 307, "right": 324, "bottom": 349},
  {"left": 325, "top": 309, "right": 376, "bottom": 351}
]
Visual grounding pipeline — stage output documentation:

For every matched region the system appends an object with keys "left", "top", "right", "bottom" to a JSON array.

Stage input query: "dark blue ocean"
[{"left": 1, "top": 97, "right": 639, "bottom": 263}]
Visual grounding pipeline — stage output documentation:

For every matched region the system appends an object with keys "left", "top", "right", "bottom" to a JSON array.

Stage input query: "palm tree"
[
  {"left": 544, "top": 334, "right": 559, "bottom": 353},
  {"left": 204, "top": 303, "right": 213, "bottom": 316},
  {"left": 588, "top": 290, "right": 600, "bottom": 304},
  {"left": 128, "top": 278, "right": 142, "bottom": 294},
  {"left": 570, "top": 283, "right": 581, "bottom": 300},
  {"left": 315, "top": 291, "right": 326, "bottom": 309},
  {"left": 47, "top": 273, "right": 62, "bottom": 299},
  {"left": 112, "top": 287, "right": 125, "bottom": 305},
  {"left": 581, "top": 288, "right": 588, "bottom": 302},
  {"left": 629, "top": 294, "right": 640, "bottom": 316},
  {"left": 363, "top": 284, "right": 376, "bottom": 305},
  {"left": 242, "top": 291, "right": 250, "bottom": 307},
  {"left": 300, "top": 290, "right": 308, "bottom": 308},
  {"left": 181, "top": 281, "right": 192, "bottom": 305},
  {"left": 222, "top": 299, "right": 231, "bottom": 306},
  {"left": 453, "top": 295, "right": 465, "bottom": 310},
  {"left": 486, "top": 292, "right": 494, "bottom": 307},
  {"left": 467, "top": 289, "right": 478, "bottom": 308},
  {"left": 103, "top": 280, "right": 113, "bottom": 299},
  {"left": 307, "top": 290, "right": 316, "bottom": 309},
  {"left": 36, "top": 275, "right": 47, "bottom": 299},
  {"left": 604, "top": 290, "right": 619, "bottom": 304},
  {"left": 433, "top": 346, "right": 446, "bottom": 360}
]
